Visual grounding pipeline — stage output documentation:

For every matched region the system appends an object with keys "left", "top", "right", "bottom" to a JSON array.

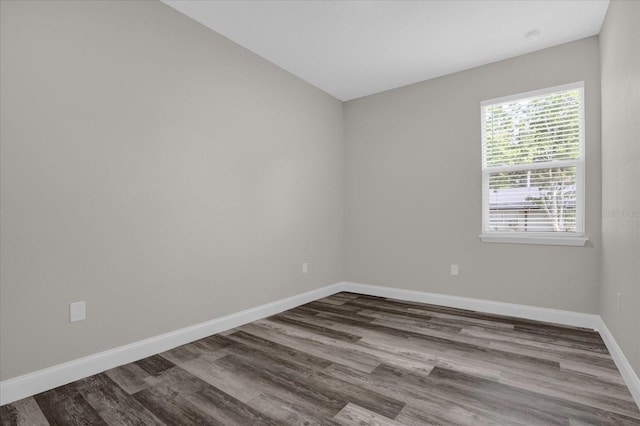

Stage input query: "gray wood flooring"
[{"left": 2, "top": 292, "right": 639, "bottom": 425}]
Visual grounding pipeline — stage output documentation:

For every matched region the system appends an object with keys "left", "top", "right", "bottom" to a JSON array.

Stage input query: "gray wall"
[
  {"left": 599, "top": 0, "right": 640, "bottom": 376},
  {"left": 344, "top": 37, "right": 602, "bottom": 313},
  {"left": 0, "top": 1, "right": 344, "bottom": 380}
]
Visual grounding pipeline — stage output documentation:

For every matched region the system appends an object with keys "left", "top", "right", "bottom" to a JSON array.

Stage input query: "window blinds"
[{"left": 481, "top": 83, "right": 585, "bottom": 234}]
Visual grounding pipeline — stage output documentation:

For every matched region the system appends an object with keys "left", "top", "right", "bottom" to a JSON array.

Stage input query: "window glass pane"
[
  {"left": 488, "top": 166, "right": 577, "bottom": 232},
  {"left": 484, "top": 89, "right": 582, "bottom": 167}
]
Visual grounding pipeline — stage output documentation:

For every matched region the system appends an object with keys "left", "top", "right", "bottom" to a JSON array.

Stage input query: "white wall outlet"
[
  {"left": 302, "top": 262, "right": 308, "bottom": 274},
  {"left": 450, "top": 264, "right": 459, "bottom": 276},
  {"left": 70, "top": 301, "right": 86, "bottom": 323},
  {"left": 616, "top": 292, "right": 621, "bottom": 312}
]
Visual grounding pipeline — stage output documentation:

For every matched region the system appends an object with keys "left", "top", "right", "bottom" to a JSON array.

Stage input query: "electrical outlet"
[
  {"left": 616, "top": 292, "right": 621, "bottom": 312},
  {"left": 450, "top": 264, "right": 459, "bottom": 276},
  {"left": 70, "top": 301, "right": 86, "bottom": 323},
  {"left": 302, "top": 263, "right": 308, "bottom": 274}
]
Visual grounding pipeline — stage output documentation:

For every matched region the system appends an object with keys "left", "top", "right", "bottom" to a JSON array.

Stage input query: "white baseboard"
[
  {"left": 342, "top": 282, "right": 601, "bottom": 329},
  {"left": 594, "top": 317, "right": 640, "bottom": 407},
  {"left": 2, "top": 280, "right": 638, "bottom": 411},
  {"left": 0, "top": 283, "right": 344, "bottom": 406}
]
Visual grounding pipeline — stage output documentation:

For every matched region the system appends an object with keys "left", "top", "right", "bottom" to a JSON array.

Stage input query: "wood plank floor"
[{"left": 2, "top": 292, "right": 639, "bottom": 425}]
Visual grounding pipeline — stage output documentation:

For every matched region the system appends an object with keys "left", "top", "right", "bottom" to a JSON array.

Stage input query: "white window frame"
[{"left": 479, "top": 82, "right": 588, "bottom": 246}]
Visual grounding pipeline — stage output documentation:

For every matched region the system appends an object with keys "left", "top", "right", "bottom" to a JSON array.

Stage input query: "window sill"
[{"left": 479, "top": 234, "right": 588, "bottom": 246}]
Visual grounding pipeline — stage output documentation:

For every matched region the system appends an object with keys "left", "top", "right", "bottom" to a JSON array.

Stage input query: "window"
[{"left": 480, "top": 82, "right": 587, "bottom": 246}]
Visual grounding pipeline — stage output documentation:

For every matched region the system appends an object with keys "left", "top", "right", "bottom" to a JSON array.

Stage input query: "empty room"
[{"left": 1, "top": 0, "right": 639, "bottom": 424}]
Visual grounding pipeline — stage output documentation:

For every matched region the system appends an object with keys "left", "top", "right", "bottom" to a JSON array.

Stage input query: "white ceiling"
[{"left": 162, "top": 0, "right": 609, "bottom": 101}]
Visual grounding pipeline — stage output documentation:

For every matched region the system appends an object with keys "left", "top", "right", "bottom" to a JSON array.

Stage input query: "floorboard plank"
[
  {"left": 75, "top": 373, "right": 164, "bottom": 425},
  {"left": 134, "top": 355, "right": 175, "bottom": 377},
  {"left": 132, "top": 386, "right": 218, "bottom": 425},
  {"left": 0, "top": 397, "right": 49, "bottom": 426},
  {"left": 223, "top": 340, "right": 405, "bottom": 419},
  {"left": 332, "top": 403, "right": 404, "bottom": 426},
  {"left": 103, "top": 363, "right": 152, "bottom": 395},
  {"left": 33, "top": 383, "right": 107, "bottom": 426}
]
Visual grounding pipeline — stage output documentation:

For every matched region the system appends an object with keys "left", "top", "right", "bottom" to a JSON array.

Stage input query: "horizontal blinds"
[
  {"left": 487, "top": 167, "right": 577, "bottom": 232},
  {"left": 482, "top": 83, "right": 584, "bottom": 234},
  {"left": 483, "top": 88, "right": 582, "bottom": 168}
]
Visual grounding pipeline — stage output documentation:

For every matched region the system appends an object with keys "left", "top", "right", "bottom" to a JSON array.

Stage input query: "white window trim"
[
  {"left": 479, "top": 81, "right": 588, "bottom": 247},
  {"left": 478, "top": 233, "right": 588, "bottom": 246}
]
